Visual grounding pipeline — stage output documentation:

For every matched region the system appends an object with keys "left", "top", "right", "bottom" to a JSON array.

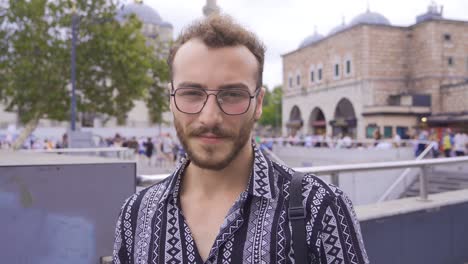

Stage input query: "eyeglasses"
[{"left": 171, "top": 87, "right": 260, "bottom": 115}]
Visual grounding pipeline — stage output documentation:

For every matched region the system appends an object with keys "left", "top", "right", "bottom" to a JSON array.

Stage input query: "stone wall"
[
  {"left": 283, "top": 26, "right": 364, "bottom": 95},
  {"left": 441, "top": 82, "right": 468, "bottom": 113},
  {"left": 282, "top": 19, "right": 468, "bottom": 138},
  {"left": 409, "top": 20, "right": 468, "bottom": 113}
]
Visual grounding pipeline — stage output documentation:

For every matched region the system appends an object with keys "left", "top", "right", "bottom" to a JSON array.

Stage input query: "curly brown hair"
[{"left": 167, "top": 15, "right": 266, "bottom": 89}]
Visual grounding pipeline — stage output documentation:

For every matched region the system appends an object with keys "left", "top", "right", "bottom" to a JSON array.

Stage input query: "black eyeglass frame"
[{"left": 170, "top": 86, "right": 261, "bottom": 115}]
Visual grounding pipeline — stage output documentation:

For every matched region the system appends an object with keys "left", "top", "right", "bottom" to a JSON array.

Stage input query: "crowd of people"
[
  {"left": 0, "top": 133, "right": 68, "bottom": 150},
  {"left": 98, "top": 133, "right": 185, "bottom": 168},
  {"left": 2, "top": 128, "right": 466, "bottom": 163},
  {"left": 0, "top": 131, "right": 186, "bottom": 168},
  {"left": 256, "top": 128, "right": 468, "bottom": 158}
]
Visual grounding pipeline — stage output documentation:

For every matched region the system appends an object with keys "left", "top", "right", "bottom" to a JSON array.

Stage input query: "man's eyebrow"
[
  {"left": 177, "top": 82, "right": 250, "bottom": 90},
  {"left": 177, "top": 82, "right": 206, "bottom": 89},
  {"left": 218, "top": 83, "right": 250, "bottom": 90}
]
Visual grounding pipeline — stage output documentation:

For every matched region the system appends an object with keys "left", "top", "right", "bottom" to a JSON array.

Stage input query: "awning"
[
  {"left": 427, "top": 113, "right": 468, "bottom": 125},
  {"left": 311, "top": 120, "right": 326, "bottom": 127},
  {"left": 329, "top": 118, "right": 357, "bottom": 127},
  {"left": 286, "top": 119, "right": 303, "bottom": 128}
]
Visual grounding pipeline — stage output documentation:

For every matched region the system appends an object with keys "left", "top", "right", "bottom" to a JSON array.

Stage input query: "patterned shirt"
[{"left": 113, "top": 145, "right": 369, "bottom": 264}]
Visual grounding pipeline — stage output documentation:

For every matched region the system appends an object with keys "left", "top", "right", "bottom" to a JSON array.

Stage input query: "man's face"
[{"left": 171, "top": 39, "right": 265, "bottom": 171}]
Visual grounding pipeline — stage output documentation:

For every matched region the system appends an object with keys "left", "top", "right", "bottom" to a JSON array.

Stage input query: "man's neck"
[{"left": 181, "top": 143, "right": 254, "bottom": 200}]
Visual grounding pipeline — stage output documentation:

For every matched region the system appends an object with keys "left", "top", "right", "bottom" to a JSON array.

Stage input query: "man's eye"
[
  {"left": 221, "top": 91, "right": 248, "bottom": 98},
  {"left": 178, "top": 90, "right": 204, "bottom": 97},
  {"left": 225, "top": 92, "right": 243, "bottom": 97}
]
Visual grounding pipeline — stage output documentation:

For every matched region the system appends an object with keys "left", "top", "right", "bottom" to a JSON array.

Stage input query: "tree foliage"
[
  {"left": 146, "top": 57, "right": 170, "bottom": 124},
  {"left": 0, "top": 0, "right": 169, "bottom": 147},
  {"left": 1, "top": 0, "right": 70, "bottom": 123},
  {"left": 0, "top": 1, "right": 9, "bottom": 100},
  {"left": 259, "top": 85, "right": 282, "bottom": 129}
]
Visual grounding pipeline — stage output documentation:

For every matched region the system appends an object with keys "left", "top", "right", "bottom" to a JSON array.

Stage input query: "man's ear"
[{"left": 254, "top": 86, "right": 266, "bottom": 121}]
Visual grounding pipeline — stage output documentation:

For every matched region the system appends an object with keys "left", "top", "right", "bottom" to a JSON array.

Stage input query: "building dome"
[
  {"left": 117, "top": 1, "right": 163, "bottom": 25},
  {"left": 160, "top": 21, "right": 173, "bottom": 29},
  {"left": 298, "top": 31, "right": 324, "bottom": 48},
  {"left": 349, "top": 10, "right": 391, "bottom": 27},
  {"left": 329, "top": 23, "right": 347, "bottom": 35},
  {"left": 328, "top": 16, "right": 348, "bottom": 36}
]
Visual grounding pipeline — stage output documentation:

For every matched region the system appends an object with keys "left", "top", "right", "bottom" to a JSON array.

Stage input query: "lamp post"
[
  {"left": 275, "top": 98, "right": 279, "bottom": 135},
  {"left": 70, "top": 3, "right": 78, "bottom": 131}
]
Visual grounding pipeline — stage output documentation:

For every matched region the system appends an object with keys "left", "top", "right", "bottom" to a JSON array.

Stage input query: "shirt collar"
[{"left": 160, "top": 142, "right": 277, "bottom": 203}]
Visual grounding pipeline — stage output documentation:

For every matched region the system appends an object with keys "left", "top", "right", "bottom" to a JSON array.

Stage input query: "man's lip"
[
  {"left": 196, "top": 133, "right": 225, "bottom": 138},
  {"left": 194, "top": 134, "right": 228, "bottom": 143}
]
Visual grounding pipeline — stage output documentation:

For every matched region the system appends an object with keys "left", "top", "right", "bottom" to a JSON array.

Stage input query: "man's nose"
[{"left": 198, "top": 94, "right": 223, "bottom": 126}]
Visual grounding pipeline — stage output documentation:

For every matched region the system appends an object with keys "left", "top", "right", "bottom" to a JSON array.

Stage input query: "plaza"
[{"left": 0, "top": 0, "right": 467, "bottom": 263}]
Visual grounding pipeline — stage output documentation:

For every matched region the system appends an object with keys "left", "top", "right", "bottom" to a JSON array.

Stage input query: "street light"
[{"left": 70, "top": 3, "right": 78, "bottom": 131}]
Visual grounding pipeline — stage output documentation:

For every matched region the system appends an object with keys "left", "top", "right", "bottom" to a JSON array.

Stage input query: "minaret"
[{"left": 203, "top": 0, "right": 220, "bottom": 17}]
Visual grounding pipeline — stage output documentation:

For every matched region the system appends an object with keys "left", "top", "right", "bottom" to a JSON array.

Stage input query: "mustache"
[{"left": 189, "top": 125, "right": 233, "bottom": 138}]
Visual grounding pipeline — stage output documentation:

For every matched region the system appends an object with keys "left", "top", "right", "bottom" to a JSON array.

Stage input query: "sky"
[{"left": 134, "top": 0, "right": 468, "bottom": 89}]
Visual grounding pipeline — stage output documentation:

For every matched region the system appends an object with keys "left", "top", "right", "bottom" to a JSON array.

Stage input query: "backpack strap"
[{"left": 289, "top": 171, "right": 309, "bottom": 264}]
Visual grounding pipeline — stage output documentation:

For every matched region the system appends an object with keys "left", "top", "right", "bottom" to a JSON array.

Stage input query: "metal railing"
[
  {"left": 377, "top": 142, "right": 435, "bottom": 202},
  {"left": 137, "top": 156, "right": 468, "bottom": 201},
  {"left": 259, "top": 137, "right": 431, "bottom": 147},
  {"left": 21, "top": 147, "right": 135, "bottom": 159}
]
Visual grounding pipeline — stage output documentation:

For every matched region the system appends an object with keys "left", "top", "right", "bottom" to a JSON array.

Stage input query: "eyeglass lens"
[{"left": 174, "top": 88, "right": 253, "bottom": 115}]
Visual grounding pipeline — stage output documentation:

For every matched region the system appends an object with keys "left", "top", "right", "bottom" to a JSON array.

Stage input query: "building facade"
[{"left": 282, "top": 3, "right": 468, "bottom": 140}]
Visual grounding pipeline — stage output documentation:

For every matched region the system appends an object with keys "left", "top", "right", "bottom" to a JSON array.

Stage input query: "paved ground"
[
  {"left": 135, "top": 147, "right": 468, "bottom": 204},
  {"left": 136, "top": 146, "right": 417, "bottom": 175},
  {"left": 133, "top": 154, "right": 177, "bottom": 175}
]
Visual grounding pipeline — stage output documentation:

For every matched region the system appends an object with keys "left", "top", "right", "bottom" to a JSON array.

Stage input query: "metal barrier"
[
  {"left": 259, "top": 137, "right": 433, "bottom": 147},
  {"left": 377, "top": 142, "right": 435, "bottom": 202},
  {"left": 21, "top": 147, "right": 135, "bottom": 160},
  {"left": 137, "top": 156, "right": 468, "bottom": 201}
]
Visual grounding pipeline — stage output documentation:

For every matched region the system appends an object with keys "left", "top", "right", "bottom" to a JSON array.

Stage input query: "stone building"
[
  {"left": 117, "top": 0, "right": 173, "bottom": 58},
  {"left": 282, "top": 3, "right": 468, "bottom": 140}
]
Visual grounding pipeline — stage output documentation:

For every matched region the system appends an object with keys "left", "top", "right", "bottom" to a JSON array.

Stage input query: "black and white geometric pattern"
[{"left": 113, "top": 144, "right": 369, "bottom": 264}]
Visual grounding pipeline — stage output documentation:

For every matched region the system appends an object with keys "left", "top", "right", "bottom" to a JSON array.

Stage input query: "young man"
[{"left": 113, "top": 15, "right": 369, "bottom": 264}]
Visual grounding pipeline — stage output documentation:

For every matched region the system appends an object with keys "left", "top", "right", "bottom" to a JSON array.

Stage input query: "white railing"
[
  {"left": 137, "top": 156, "right": 468, "bottom": 201},
  {"left": 21, "top": 147, "right": 135, "bottom": 159},
  {"left": 259, "top": 137, "right": 431, "bottom": 147},
  {"left": 377, "top": 142, "right": 435, "bottom": 202}
]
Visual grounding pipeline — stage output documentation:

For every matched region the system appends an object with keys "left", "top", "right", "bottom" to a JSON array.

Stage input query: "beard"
[{"left": 174, "top": 115, "right": 255, "bottom": 171}]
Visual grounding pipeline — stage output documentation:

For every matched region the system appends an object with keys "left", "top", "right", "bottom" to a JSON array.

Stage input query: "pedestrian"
[
  {"left": 160, "top": 133, "right": 175, "bottom": 167},
  {"left": 373, "top": 128, "right": 381, "bottom": 147},
  {"left": 454, "top": 130, "right": 467, "bottom": 156},
  {"left": 61, "top": 133, "right": 68, "bottom": 148},
  {"left": 113, "top": 15, "right": 368, "bottom": 264},
  {"left": 442, "top": 130, "right": 453, "bottom": 157},
  {"left": 127, "top": 136, "right": 139, "bottom": 155},
  {"left": 429, "top": 132, "right": 440, "bottom": 158},
  {"left": 143, "top": 137, "right": 154, "bottom": 166},
  {"left": 392, "top": 132, "right": 401, "bottom": 148},
  {"left": 416, "top": 130, "right": 428, "bottom": 157}
]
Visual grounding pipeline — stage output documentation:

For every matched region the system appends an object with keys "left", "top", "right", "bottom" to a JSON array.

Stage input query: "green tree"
[
  {"left": 259, "top": 85, "right": 282, "bottom": 131},
  {"left": 0, "top": 0, "right": 166, "bottom": 149},
  {"left": 146, "top": 57, "right": 170, "bottom": 125},
  {"left": 0, "top": 1, "right": 8, "bottom": 100},
  {"left": 1, "top": 0, "right": 71, "bottom": 149}
]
